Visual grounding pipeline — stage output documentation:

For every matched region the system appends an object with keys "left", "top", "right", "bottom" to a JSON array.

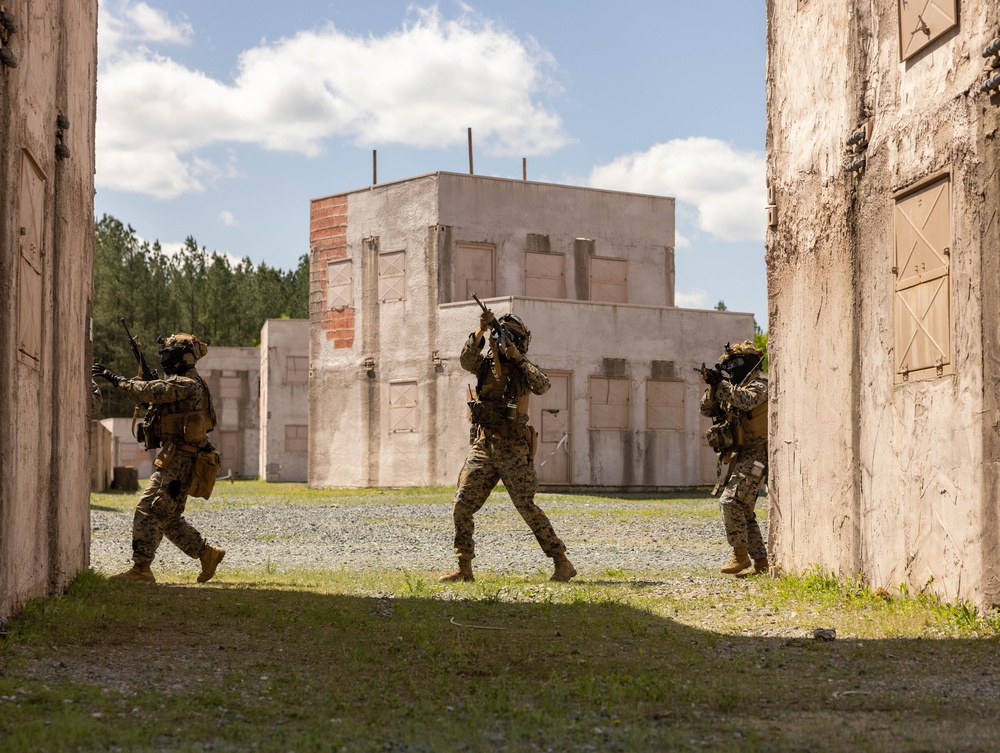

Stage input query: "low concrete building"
[
  {"left": 260, "top": 319, "right": 309, "bottom": 482},
  {"left": 1, "top": 1, "right": 98, "bottom": 618},
  {"left": 198, "top": 346, "right": 260, "bottom": 478},
  {"left": 90, "top": 421, "right": 112, "bottom": 493},
  {"left": 766, "top": 1, "right": 1000, "bottom": 605},
  {"left": 309, "top": 172, "right": 753, "bottom": 489},
  {"left": 98, "top": 417, "right": 157, "bottom": 481}
]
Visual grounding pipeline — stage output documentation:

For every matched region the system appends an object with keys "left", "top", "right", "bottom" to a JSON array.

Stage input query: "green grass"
[{"left": 6, "top": 489, "right": 1000, "bottom": 752}]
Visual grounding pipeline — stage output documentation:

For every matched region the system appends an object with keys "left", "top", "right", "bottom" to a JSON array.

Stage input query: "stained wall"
[{"left": 0, "top": 0, "right": 98, "bottom": 618}]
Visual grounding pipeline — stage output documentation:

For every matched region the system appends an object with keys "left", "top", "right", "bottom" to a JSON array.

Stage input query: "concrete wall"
[
  {"left": 198, "top": 346, "right": 260, "bottom": 478},
  {"left": 309, "top": 173, "right": 749, "bottom": 489},
  {"left": 766, "top": 0, "right": 1000, "bottom": 605},
  {"left": 436, "top": 173, "right": 675, "bottom": 306},
  {"left": 90, "top": 421, "right": 112, "bottom": 493},
  {"left": 0, "top": 0, "right": 98, "bottom": 619},
  {"left": 260, "top": 319, "right": 309, "bottom": 482}
]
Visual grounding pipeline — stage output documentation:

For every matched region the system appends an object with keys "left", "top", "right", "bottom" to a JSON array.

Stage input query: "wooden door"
[{"left": 532, "top": 372, "right": 571, "bottom": 485}]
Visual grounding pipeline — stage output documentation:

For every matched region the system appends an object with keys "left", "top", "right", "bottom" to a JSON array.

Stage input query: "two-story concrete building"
[{"left": 309, "top": 172, "right": 753, "bottom": 490}]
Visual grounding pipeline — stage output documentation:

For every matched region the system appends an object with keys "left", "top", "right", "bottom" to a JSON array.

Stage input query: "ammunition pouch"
[
  {"left": 706, "top": 423, "right": 736, "bottom": 454},
  {"left": 188, "top": 447, "right": 221, "bottom": 500},
  {"left": 136, "top": 409, "right": 162, "bottom": 450},
  {"left": 468, "top": 400, "right": 511, "bottom": 429},
  {"left": 160, "top": 410, "right": 211, "bottom": 444}
]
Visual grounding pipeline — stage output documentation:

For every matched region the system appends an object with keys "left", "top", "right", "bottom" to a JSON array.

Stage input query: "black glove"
[
  {"left": 704, "top": 367, "right": 723, "bottom": 386},
  {"left": 92, "top": 363, "right": 122, "bottom": 387}
]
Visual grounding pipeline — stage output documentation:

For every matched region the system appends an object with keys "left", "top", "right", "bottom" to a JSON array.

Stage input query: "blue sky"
[{"left": 94, "top": 1, "right": 767, "bottom": 327}]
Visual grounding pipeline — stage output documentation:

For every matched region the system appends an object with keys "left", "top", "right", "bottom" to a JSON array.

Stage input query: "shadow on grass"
[{"left": 1, "top": 570, "right": 998, "bottom": 752}]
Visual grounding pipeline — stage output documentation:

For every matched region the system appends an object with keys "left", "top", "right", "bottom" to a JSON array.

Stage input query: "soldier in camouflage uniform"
[
  {"left": 440, "top": 307, "right": 576, "bottom": 583},
  {"left": 92, "top": 333, "right": 226, "bottom": 584},
  {"left": 699, "top": 340, "right": 769, "bottom": 577}
]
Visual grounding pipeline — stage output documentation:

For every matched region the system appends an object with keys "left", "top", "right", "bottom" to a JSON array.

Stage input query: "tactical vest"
[
  {"left": 155, "top": 371, "right": 217, "bottom": 445},
  {"left": 736, "top": 401, "right": 768, "bottom": 445}
]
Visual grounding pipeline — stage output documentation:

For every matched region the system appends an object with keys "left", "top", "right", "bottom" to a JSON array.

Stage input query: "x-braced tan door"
[
  {"left": 893, "top": 174, "right": 952, "bottom": 383},
  {"left": 532, "top": 371, "right": 571, "bottom": 485}
]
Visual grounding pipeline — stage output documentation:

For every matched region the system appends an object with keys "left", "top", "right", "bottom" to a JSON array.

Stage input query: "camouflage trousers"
[
  {"left": 452, "top": 433, "right": 566, "bottom": 559},
  {"left": 130, "top": 451, "right": 207, "bottom": 567},
  {"left": 719, "top": 444, "right": 768, "bottom": 561}
]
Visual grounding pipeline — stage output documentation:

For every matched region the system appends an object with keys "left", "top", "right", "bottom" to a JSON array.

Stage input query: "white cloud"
[
  {"left": 587, "top": 137, "right": 765, "bottom": 244},
  {"left": 98, "top": 1, "right": 192, "bottom": 58},
  {"left": 96, "top": 3, "right": 568, "bottom": 198},
  {"left": 674, "top": 289, "right": 708, "bottom": 309},
  {"left": 219, "top": 211, "right": 239, "bottom": 227}
]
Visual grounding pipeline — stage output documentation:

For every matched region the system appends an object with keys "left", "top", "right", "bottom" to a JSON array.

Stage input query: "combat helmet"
[
  {"left": 497, "top": 314, "right": 531, "bottom": 354},
  {"left": 157, "top": 333, "right": 208, "bottom": 372},
  {"left": 718, "top": 340, "right": 763, "bottom": 382}
]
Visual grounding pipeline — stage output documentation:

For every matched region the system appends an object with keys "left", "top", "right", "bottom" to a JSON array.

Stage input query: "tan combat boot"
[
  {"left": 111, "top": 565, "right": 156, "bottom": 583},
  {"left": 439, "top": 556, "right": 474, "bottom": 582},
  {"left": 720, "top": 546, "right": 751, "bottom": 575},
  {"left": 550, "top": 553, "right": 577, "bottom": 582},
  {"left": 197, "top": 545, "right": 226, "bottom": 583},
  {"left": 736, "top": 557, "right": 770, "bottom": 578}
]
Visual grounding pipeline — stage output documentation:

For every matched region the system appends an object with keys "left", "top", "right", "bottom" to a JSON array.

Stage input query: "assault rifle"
[
  {"left": 121, "top": 318, "right": 158, "bottom": 381},
  {"left": 694, "top": 362, "right": 727, "bottom": 386},
  {"left": 120, "top": 318, "right": 161, "bottom": 449},
  {"left": 472, "top": 293, "right": 510, "bottom": 380}
]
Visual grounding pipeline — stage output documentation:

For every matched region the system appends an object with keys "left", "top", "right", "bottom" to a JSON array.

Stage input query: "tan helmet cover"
[
  {"left": 161, "top": 333, "right": 209, "bottom": 364},
  {"left": 719, "top": 339, "right": 760, "bottom": 363},
  {"left": 498, "top": 314, "right": 531, "bottom": 354}
]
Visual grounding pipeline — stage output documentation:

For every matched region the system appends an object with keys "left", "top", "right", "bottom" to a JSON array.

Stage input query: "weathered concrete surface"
[
  {"left": 0, "top": 1, "right": 98, "bottom": 618},
  {"left": 309, "top": 173, "right": 751, "bottom": 490},
  {"left": 260, "top": 319, "right": 309, "bottom": 482},
  {"left": 766, "top": 0, "right": 1000, "bottom": 605}
]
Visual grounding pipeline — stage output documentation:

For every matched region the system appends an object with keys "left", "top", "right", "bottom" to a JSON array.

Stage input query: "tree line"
[{"left": 92, "top": 214, "right": 308, "bottom": 416}]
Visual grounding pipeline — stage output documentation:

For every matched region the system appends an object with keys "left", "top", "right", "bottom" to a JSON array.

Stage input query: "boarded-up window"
[
  {"left": 219, "top": 375, "right": 242, "bottom": 399},
  {"left": 525, "top": 251, "right": 566, "bottom": 299},
  {"left": 327, "top": 259, "right": 352, "bottom": 309},
  {"left": 285, "top": 424, "right": 308, "bottom": 453},
  {"left": 590, "top": 376, "right": 630, "bottom": 430},
  {"left": 646, "top": 380, "right": 685, "bottom": 431},
  {"left": 893, "top": 174, "right": 952, "bottom": 383},
  {"left": 389, "top": 380, "right": 417, "bottom": 433},
  {"left": 285, "top": 355, "right": 308, "bottom": 384},
  {"left": 897, "top": 0, "right": 958, "bottom": 61},
  {"left": 590, "top": 256, "right": 628, "bottom": 303},
  {"left": 19, "top": 151, "right": 46, "bottom": 365},
  {"left": 379, "top": 250, "right": 406, "bottom": 302},
  {"left": 455, "top": 243, "right": 495, "bottom": 301}
]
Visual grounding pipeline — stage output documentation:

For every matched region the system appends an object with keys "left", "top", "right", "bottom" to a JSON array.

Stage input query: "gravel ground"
[{"left": 89, "top": 493, "right": 769, "bottom": 579}]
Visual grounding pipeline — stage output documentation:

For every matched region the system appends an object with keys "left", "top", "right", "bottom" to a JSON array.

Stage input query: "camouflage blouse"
[{"left": 460, "top": 333, "right": 550, "bottom": 399}]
